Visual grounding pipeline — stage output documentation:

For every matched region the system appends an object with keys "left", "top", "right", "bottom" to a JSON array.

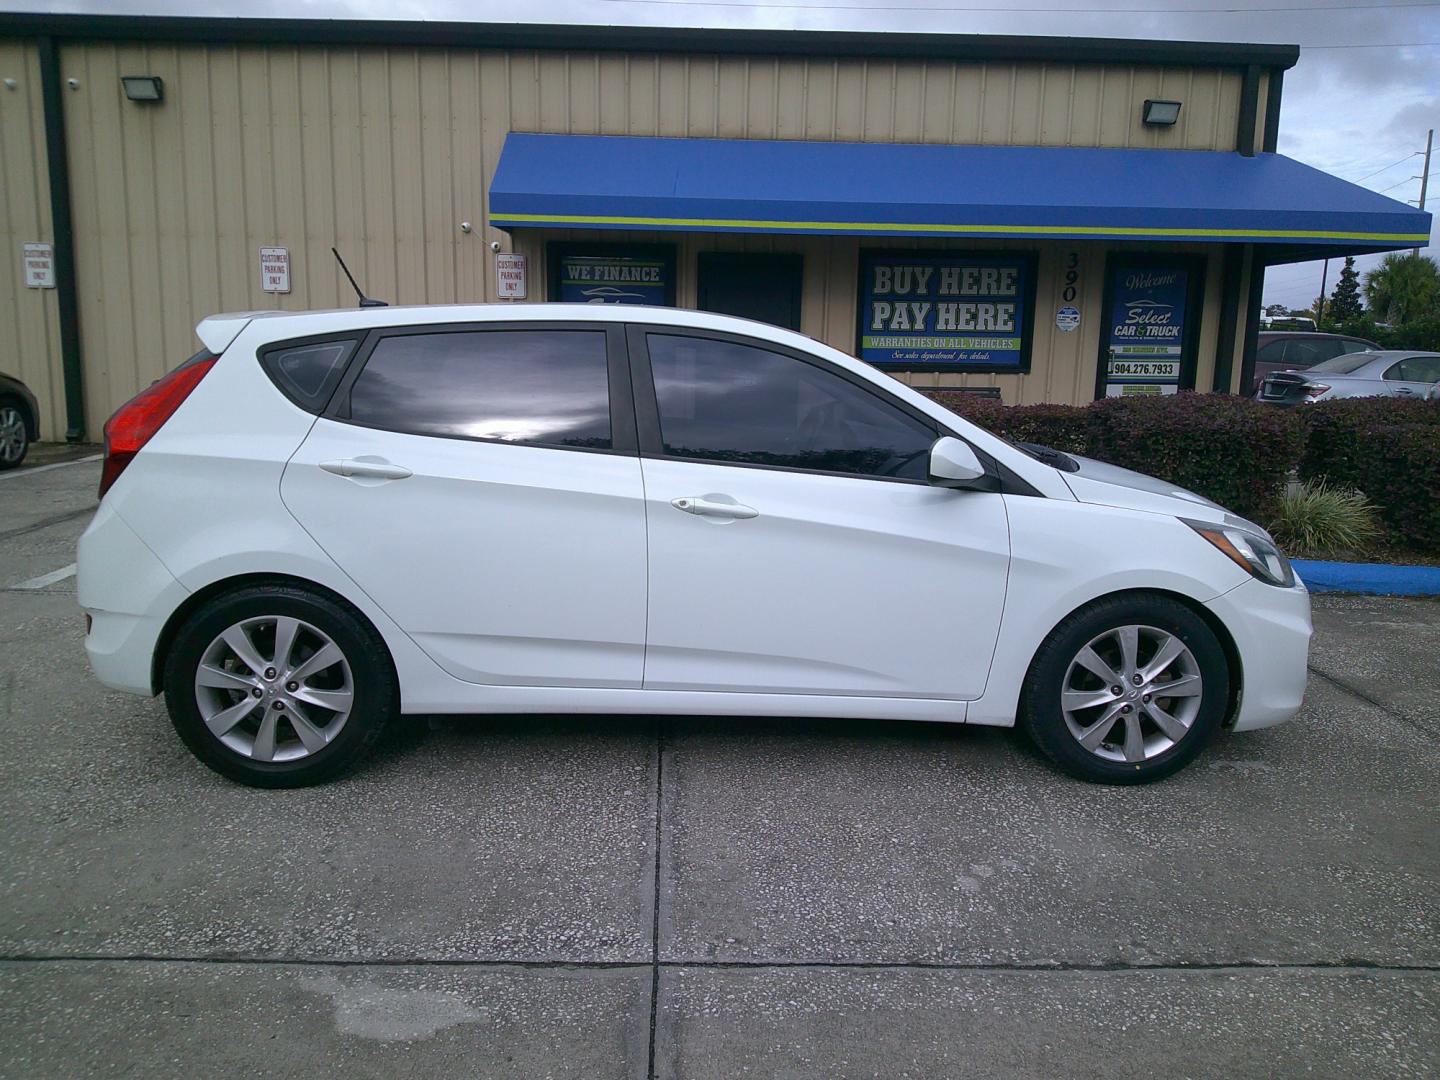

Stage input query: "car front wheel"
[
  {"left": 1020, "top": 594, "right": 1230, "bottom": 784},
  {"left": 163, "top": 584, "right": 397, "bottom": 787}
]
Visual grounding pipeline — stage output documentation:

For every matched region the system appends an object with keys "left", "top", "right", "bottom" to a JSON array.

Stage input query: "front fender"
[{"left": 967, "top": 495, "right": 1251, "bottom": 727}]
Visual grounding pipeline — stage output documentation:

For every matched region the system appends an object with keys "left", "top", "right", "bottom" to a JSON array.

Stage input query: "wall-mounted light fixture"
[
  {"left": 1142, "top": 99, "right": 1182, "bottom": 127},
  {"left": 120, "top": 75, "right": 164, "bottom": 103}
]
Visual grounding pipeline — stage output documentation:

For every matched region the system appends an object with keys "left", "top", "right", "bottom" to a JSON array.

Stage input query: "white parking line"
[
  {"left": 0, "top": 454, "right": 102, "bottom": 481},
  {"left": 9, "top": 563, "right": 78, "bottom": 590}
]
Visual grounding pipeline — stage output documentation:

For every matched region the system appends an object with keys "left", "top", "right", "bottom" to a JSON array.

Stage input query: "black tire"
[
  {"left": 163, "top": 583, "right": 397, "bottom": 788},
  {"left": 0, "top": 398, "right": 30, "bottom": 470},
  {"left": 1019, "top": 593, "right": 1230, "bottom": 785}
]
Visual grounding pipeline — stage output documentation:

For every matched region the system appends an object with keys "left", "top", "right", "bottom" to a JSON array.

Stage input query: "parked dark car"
[
  {"left": 0, "top": 371, "right": 40, "bottom": 470},
  {"left": 1252, "top": 331, "right": 1380, "bottom": 391}
]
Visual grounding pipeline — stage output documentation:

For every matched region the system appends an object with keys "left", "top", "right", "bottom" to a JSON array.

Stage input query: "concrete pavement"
[{"left": 0, "top": 455, "right": 1435, "bottom": 1078}]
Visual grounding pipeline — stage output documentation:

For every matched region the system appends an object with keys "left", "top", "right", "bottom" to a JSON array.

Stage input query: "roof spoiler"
[{"left": 195, "top": 311, "right": 270, "bottom": 354}]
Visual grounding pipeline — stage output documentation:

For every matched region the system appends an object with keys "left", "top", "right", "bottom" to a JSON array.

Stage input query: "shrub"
[
  {"left": 1085, "top": 393, "right": 1305, "bottom": 521},
  {"left": 1267, "top": 480, "right": 1380, "bottom": 556},
  {"left": 1299, "top": 397, "right": 1440, "bottom": 490},
  {"left": 924, "top": 395, "right": 1095, "bottom": 454},
  {"left": 1354, "top": 424, "right": 1440, "bottom": 553},
  {"left": 992, "top": 403, "right": 1093, "bottom": 455},
  {"left": 922, "top": 391, "right": 1306, "bottom": 520},
  {"left": 921, "top": 391, "right": 1007, "bottom": 431}
]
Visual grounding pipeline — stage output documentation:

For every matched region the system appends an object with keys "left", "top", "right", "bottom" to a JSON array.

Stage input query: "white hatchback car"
[{"left": 78, "top": 304, "right": 1310, "bottom": 788}]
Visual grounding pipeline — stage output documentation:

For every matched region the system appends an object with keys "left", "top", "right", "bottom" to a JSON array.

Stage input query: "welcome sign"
[
  {"left": 858, "top": 253, "right": 1033, "bottom": 370},
  {"left": 1103, "top": 264, "right": 1192, "bottom": 396}
]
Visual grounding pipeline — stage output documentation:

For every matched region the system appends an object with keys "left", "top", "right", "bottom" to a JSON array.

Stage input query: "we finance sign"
[{"left": 858, "top": 253, "right": 1035, "bottom": 371}]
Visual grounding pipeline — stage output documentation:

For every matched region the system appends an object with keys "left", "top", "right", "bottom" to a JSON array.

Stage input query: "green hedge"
[
  {"left": 922, "top": 390, "right": 1440, "bottom": 553},
  {"left": 1297, "top": 398, "right": 1440, "bottom": 552},
  {"left": 1298, "top": 397, "right": 1440, "bottom": 490},
  {"left": 922, "top": 391, "right": 1304, "bottom": 522},
  {"left": 1359, "top": 425, "right": 1440, "bottom": 551}
]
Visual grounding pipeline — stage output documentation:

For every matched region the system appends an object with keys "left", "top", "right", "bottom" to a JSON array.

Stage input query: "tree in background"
[
  {"left": 1363, "top": 253, "right": 1440, "bottom": 325},
  {"left": 1327, "top": 256, "right": 1364, "bottom": 323},
  {"left": 1264, "top": 302, "right": 1289, "bottom": 317}
]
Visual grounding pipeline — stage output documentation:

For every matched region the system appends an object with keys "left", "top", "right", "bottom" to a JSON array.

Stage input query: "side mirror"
[{"left": 929, "top": 436, "right": 992, "bottom": 490}]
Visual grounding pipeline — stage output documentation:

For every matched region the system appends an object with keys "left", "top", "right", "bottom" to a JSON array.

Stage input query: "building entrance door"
[{"left": 697, "top": 253, "right": 803, "bottom": 331}]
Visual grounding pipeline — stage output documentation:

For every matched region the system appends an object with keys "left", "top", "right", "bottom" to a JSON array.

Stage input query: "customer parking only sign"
[
  {"left": 1103, "top": 264, "right": 1192, "bottom": 396},
  {"left": 858, "top": 253, "right": 1033, "bottom": 371}
]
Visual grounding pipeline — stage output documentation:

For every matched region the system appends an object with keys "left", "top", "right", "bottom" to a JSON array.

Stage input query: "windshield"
[{"left": 1308, "top": 353, "right": 1378, "bottom": 374}]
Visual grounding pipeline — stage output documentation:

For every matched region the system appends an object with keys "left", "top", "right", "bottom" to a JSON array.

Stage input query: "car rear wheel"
[
  {"left": 1020, "top": 594, "right": 1229, "bottom": 784},
  {"left": 163, "top": 584, "right": 397, "bottom": 787},
  {"left": 0, "top": 401, "right": 29, "bottom": 470}
]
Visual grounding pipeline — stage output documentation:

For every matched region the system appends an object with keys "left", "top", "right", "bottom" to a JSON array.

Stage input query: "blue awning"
[{"left": 489, "top": 133, "right": 1432, "bottom": 257}]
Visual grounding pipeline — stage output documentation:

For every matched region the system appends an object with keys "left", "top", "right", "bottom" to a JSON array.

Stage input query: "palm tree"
[{"left": 1362, "top": 253, "right": 1440, "bottom": 325}]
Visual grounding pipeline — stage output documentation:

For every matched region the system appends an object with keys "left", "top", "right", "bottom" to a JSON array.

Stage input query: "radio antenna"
[{"left": 331, "top": 247, "right": 388, "bottom": 308}]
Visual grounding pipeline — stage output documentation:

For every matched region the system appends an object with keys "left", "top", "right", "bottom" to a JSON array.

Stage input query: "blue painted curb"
[{"left": 1292, "top": 558, "right": 1440, "bottom": 597}]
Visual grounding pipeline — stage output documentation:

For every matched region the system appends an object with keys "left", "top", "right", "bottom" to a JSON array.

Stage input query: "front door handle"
[
  {"left": 320, "top": 458, "right": 413, "bottom": 480},
  {"left": 671, "top": 496, "right": 759, "bottom": 520},
  {"left": 1394, "top": 387, "right": 1416, "bottom": 396}
]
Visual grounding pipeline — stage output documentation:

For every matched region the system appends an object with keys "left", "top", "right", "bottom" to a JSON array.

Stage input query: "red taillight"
[
  {"left": 99, "top": 353, "right": 217, "bottom": 498},
  {"left": 1303, "top": 383, "right": 1331, "bottom": 399}
]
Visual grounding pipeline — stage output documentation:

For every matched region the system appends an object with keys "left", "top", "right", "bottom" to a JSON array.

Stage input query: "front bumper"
[
  {"left": 77, "top": 502, "right": 189, "bottom": 696},
  {"left": 1205, "top": 575, "right": 1312, "bottom": 732}
]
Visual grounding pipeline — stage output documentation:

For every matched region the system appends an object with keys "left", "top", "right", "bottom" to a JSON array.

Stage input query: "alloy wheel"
[
  {"left": 0, "top": 407, "right": 25, "bottom": 464},
  {"left": 193, "top": 616, "right": 354, "bottom": 762},
  {"left": 1060, "top": 624, "right": 1204, "bottom": 764}
]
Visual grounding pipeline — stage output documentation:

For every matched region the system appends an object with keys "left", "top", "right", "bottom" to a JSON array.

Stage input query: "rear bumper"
[
  {"left": 77, "top": 502, "right": 189, "bottom": 696},
  {"left": 1205, "top": 575, "right": 1312, "bottom": 732}
]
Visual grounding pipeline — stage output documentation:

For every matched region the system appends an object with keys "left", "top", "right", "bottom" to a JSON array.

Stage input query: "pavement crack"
[
  {"left": 1308, "top": 665, "right": 1439, "bottom": 738},
  {"left": 0, "top": 505, "right": 94, "bottom": 543},
  {"left": 0, "top": 953, "right": 1435, "bottom": 975},
  {"left": 647, "top": 717, "right": 666, "bottom": 1080}
]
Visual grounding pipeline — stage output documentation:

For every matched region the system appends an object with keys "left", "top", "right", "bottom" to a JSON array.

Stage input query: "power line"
[
  {"left": 595, "top": 0, "right": 1440, "bottom": 10},
  {"left": 1377, "top": 172, "right": 1426, "bottom": 193},
  {"left": 1348, "top": 152, "right": 1423, "bottom": 182},
  {"left": 1304, "top": 40, "right": 1440, "bottom": 47}
]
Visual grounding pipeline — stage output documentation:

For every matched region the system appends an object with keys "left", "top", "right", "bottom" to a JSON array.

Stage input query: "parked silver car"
[{"left": 1256, "top": 350, "right": 1440, "bottom": 405}]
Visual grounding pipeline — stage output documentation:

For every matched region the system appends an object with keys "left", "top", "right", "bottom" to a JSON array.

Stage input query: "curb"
[{"left": 1292, "top": 558, "right": 1440, "bottom": 597}]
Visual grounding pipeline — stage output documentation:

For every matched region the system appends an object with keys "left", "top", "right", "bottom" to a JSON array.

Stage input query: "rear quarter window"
[{"left": 260, "top": 338, "right": 359, "bottom": 413}]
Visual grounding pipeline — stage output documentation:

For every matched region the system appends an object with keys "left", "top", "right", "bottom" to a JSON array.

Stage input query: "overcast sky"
[{"left": 6, "top": 0, "right": 1437, "bottom": 310}]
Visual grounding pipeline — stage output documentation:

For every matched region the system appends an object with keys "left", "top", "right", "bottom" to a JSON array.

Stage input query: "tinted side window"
[
  {"left": 348, "top": 330, "right": 611, "bottom": 449},
  {"left": 261, "top": 339, "right": 358, "bottom": 413},
  {"left": 647, "top": 334, "right": 937, "bottom": 480},
  {"left": 1395, "top": 356, "right": 1440, "bottom": 383},
  {"left": 1310, "top": 340, "right": 1345, "bottom": 362},
  {"left": 1282, "top": 341, "right": 1320, "bottom": 367},
  {"left": 1256, "top": 341, "right": 1285, "bottom": 362},
  {"left": 1341, "top": 340, "right": 1373, "bottom": 353}
]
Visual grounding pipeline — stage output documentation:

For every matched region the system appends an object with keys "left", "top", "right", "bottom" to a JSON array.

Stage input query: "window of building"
[
  {"left": 348, "top": 330, "right": 612, "bottom": 448},
  {"left": 647, "top": 333, "right": 937, "bottom": 480}
]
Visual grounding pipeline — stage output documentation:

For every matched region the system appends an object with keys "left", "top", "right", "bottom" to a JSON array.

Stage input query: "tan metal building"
[{"left": 0, "top": 15, "right": 1430, "bottom": 441}]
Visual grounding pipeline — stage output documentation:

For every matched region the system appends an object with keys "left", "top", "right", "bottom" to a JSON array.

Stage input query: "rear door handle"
[
  {"left": 320, "top": 458, "right": 413, "bottom": 480},
  {"left": 671, "top": 496, "right": 759, "bottom": 520}
]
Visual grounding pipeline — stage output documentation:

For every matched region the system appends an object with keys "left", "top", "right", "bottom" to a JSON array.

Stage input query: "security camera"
[{"left": 489, "top": 240, "right": 502, "bottom": 253}]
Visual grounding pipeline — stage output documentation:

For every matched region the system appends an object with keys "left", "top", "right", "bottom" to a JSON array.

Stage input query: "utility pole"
[
  {"left": 1317, "top": 257, "right": 1329, "bottom": 323},
  {"left": 1416, "top": 128, "right": 1433, "bottom": 258}
]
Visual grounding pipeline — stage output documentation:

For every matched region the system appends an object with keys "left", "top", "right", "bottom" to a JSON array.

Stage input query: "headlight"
[{"left": 1183, "top": 519, "right": 1296, "bottom": 588}]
